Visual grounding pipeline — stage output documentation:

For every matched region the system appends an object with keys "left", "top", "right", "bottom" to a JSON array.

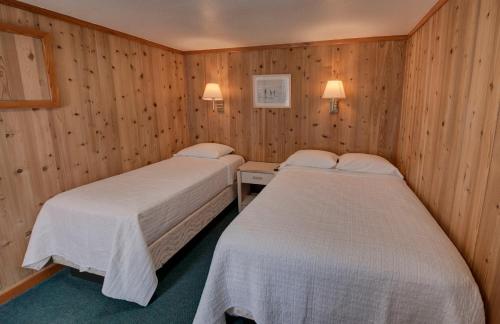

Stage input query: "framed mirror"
[{"left": 0, "top": 23, "right": 59, "bottom": 109}]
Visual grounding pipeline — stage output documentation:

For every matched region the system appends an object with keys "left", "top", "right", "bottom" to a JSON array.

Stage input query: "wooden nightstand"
[{"left": 237, "top": 161, "right": 280, "bottom": 212}]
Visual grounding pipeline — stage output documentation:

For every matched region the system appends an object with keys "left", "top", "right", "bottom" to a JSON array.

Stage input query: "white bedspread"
[
  {"left": 23, "top": 154, "right": 243, "bottom": 306},
  {"left": 194, "top": 167, "right": 484, "bottom": 324}
]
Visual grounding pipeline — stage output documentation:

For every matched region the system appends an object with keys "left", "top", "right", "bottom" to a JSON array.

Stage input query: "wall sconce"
[
  {"left": 202, "top": 83, "right": 224, "bottom": 112},
  {"left": 322, "top": 80, "right": 346, "bottom": 114}
]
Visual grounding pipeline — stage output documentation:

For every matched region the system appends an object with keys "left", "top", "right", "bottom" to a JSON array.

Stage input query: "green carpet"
[{"left": 0, "top": 202, "right": 244, "bottom": 324}]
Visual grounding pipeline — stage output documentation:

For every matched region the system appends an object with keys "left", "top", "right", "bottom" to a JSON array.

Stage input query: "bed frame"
[{"left": 53, "top": 183, "right": 237, "bottom": 276}]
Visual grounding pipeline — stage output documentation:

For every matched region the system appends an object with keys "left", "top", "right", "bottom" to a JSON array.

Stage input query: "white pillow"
[
  {"left": 174, "top": 143, "right": 234, "bottom": 159},
  {"left": 280, "top": 150, "right": 339, "bottom": 169},
  {"left": 337, "top": 153, "right": 403, "bottom": 178}
]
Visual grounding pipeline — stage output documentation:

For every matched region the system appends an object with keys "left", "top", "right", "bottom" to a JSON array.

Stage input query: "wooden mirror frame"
[{"left": 0, "top": 22, "right": 60, "bottom": 109}]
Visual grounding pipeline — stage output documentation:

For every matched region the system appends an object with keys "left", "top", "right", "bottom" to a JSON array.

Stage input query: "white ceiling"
[{"left": 24, "top": 0, "right": 436, "bottom": 51}]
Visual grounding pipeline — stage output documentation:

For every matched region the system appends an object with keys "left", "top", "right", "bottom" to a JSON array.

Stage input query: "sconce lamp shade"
[
  {"left": 322, "top": 80, "right": 346, "bottom": 99},
  {"left": 202, "top": 83, "right": 223, "bottom": 100}
]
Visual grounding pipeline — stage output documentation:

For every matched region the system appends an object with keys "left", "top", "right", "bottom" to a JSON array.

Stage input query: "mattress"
[
  {"left": 194, "top": 167, "right": 485, "bottom": 324},
  {"left": 23, "top": 154, "right": 244, "bottom": 306}
]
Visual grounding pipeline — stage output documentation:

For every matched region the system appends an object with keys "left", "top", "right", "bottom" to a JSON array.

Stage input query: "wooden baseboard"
[{"left": 0, "top": 264, "right": 63, "bottom": 305}]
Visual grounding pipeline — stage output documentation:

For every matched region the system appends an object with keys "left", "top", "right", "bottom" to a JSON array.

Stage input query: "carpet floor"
[{"left": 0, "top": 202, "right": 245, "bottom": 324}]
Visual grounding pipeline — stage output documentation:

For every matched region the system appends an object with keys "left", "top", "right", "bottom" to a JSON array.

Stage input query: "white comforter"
[
  {"left": 23, "top": 155, "right": 243, "bottom": 306},
  {"left": 194, "top": 167, "right": 484, "bottom": 324}
]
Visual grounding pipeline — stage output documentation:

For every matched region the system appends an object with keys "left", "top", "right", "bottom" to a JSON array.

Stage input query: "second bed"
[
  {"left": 194, "top": 153, "right": 484, "bottom": 324},
  {"left": 23, "top": 145, "right": 244, "bottom": 306}
]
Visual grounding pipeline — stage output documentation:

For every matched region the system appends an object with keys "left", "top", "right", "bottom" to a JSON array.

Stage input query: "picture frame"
[
  {"left": 0, "top": 22, "right": 60, "bottom": 109},
  {"left": 252, "top": 74, "right": 291, "bottom": 108}
]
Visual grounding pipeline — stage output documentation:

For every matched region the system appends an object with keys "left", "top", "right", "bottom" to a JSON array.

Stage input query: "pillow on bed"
[
  {"left": 337, "top": 153, "right": 403, "bottom": 178},
  {"left": 280, "top": 150, "right": 339, "bottom": 169},
  {"left": 175, "top": 143, "right": 234, "bottom": 159}
]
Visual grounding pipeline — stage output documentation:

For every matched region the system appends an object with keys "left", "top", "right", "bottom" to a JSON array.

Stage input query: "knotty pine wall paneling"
[
  {"left": 186, "top": 40, "right": 406, "bottom": 163},
  {"left": 397, "top": 0, "right": 499, "bottom": 320},
  {"left": 0, "top": 3, "right": 188, "bottom": 292}
]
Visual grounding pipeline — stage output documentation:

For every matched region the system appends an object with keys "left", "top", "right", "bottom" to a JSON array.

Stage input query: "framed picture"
[{"left": 253, "top": 74, "right": 291, "bottom": 108}]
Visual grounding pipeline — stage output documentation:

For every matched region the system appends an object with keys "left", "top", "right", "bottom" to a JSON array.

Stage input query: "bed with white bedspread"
[
  {"left": 194, "top": 166, "right": 484, "bottom": 323},
  {"left": 23, "top": 154, "right": 243, "bottom": 306}
]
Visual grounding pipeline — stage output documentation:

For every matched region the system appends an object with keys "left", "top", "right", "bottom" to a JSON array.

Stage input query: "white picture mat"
[{"left": 253, "top": 74, "right": 291, "bottom": 108}]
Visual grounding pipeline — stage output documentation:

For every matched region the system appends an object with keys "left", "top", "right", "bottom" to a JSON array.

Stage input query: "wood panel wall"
[
  {"left": 2, "top": 1, "right": 498, "bottom": 320},
  {"left": 185, "top": 40, "right": 405, "bottom": 163},
  {"left": 396, "top": 0, "right": 500, "bottom": 321},
  {"left": 0, "top": 4, "right": 188, "bottom": 292}
]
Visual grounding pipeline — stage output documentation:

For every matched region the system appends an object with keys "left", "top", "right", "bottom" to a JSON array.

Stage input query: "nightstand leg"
[
  {"left": 237, "top": 171, "right": 251, "bottom": 212},
  {"left": 237, "top": 171, "right": 243, "bottom": 212}
]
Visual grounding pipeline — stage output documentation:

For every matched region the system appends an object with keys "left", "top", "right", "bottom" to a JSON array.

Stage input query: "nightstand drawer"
[{"left": 241, "top": 171, "right": 274, "bottom": 185}]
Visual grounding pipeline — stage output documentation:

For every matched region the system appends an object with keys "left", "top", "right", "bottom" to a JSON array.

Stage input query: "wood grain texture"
[
  {"left": 0, "top": 22, "right": 60, "bottom": 108},
  {"left": 0, "top": 3, "right": 188, "bottom": 293},
  {"left": 396, "top": 0, "right": 500, "bottom": 321},
  {"left": 186, "top": 40, "right": 406, "bottom": 163}
]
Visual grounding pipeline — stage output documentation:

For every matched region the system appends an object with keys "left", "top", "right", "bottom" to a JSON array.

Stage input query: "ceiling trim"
[
  {"left": 408, "top": 0, "right": 449, "bottom": 35},
  {"left": 183, "top": 35, "right": 408, "bottom": 55},
  {"left": 0, "top": 0, "right": 183, "bottom": 53},
  {"left": 2, "top": 0, "right": 446, "bottom": 54}
]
